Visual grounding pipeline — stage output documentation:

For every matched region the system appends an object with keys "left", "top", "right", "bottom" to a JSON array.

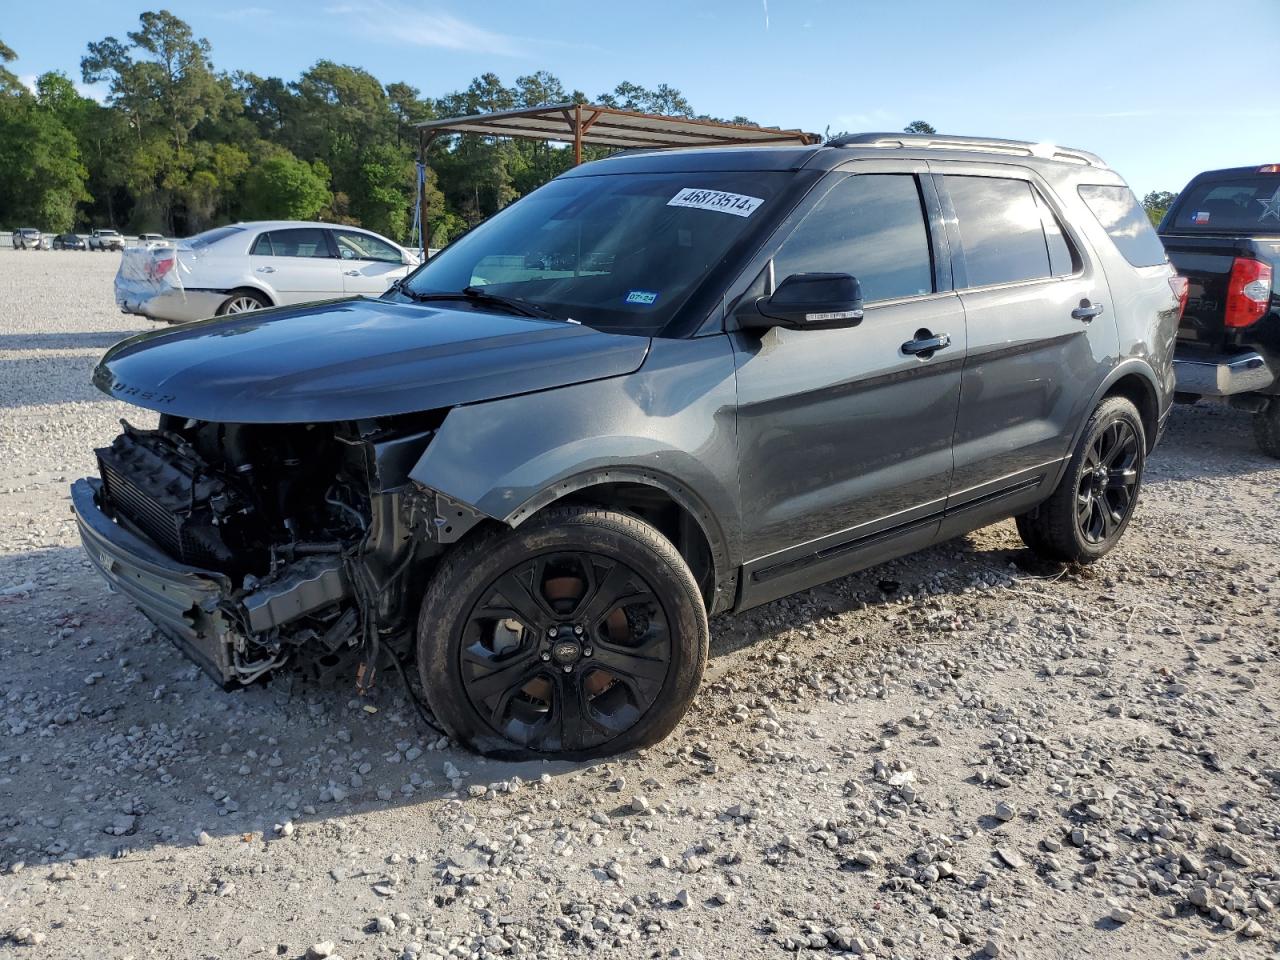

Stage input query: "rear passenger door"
[
  {"left": 934, "top": 166, "right": 1117, "bottom": 527},
  {"left": 249, "top": 228, "right": 342, "bottom": 304}
]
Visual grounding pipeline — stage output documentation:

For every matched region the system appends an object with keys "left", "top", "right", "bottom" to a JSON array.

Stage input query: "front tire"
[
  {"left": 1017, "top": 396, "right": 1146, "bottom": 563},
  {"left": 416, "top": 506, "right": 709, "bottom": 760},
  {"left": 1254, "top": 400, "right": 1280, "bottom": 459}
]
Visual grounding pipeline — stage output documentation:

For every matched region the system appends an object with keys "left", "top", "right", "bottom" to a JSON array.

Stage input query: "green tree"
[
  {"left": 1142, "top": 190, "right": 1178, "bottom": 226},
  {"left": 242, "top": 150, "right": 331, "bottom": 220},
  {"left": 81, "top": 10, "right": 226, "bottom": 152},
  {"left": 904, "top": 120, "right": 936, "bottom": 134},
  {"left": 0, "top": 38, "right": 21, "bottom": 95},
  {"left": 0, "top": 92, "right": 91, "bottom": 230}
]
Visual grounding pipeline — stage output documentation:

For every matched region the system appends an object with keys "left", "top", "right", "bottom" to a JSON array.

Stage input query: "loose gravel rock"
[{"left": 1, "top": 249, "right": 1278, "bottom": 958}]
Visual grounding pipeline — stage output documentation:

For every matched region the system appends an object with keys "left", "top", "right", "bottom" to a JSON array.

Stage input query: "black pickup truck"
[{"left": 1160, "top": 164, "right": 1280, "bottom": 456}]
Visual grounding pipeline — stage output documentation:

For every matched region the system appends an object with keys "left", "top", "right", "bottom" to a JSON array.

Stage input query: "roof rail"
[{"left": 828, "top": 132, "right": 1107, "bottom": 169}]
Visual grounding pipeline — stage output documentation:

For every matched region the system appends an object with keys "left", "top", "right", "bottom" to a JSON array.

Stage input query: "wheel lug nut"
[
  {"left": 541, "top": 652, "right": 551, "bottom": 661},
  {"left": 583, "top": 647, "right": 593, "bottom": 657},
  {"left": 547, "top": 627, "right": 559, "bottom": 638},
  {"left": 562, "top": 664, "right": 573, "bottom": 673},
  {"left": 573, "top": 625, "right": 584, "bottom": 635}
]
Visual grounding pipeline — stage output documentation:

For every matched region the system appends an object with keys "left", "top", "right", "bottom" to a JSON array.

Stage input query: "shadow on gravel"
[
  {"left": 0, "top": 546, "right": 589, "bottom": 868},
  {"left": 0, "top": 355, "right": 109, "bottom": 409},
  {"left": 0, "top": 331, "right": 146, "bottom": 352}
]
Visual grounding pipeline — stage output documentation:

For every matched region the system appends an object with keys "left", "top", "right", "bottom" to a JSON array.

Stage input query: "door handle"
[
  {"left": 344, "top": 269, "right": 360, "bottom": 276},
  {"left": 256, "top": 266, "right": 275, "bottom": 274},
  {"left": 901, "top": 331, "right": 951, "bottom": 357},
  {"left": 1072, "top": 300, "right": 1104, "bottom": 322}
]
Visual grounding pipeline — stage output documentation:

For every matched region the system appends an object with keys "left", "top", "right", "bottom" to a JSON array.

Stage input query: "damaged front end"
[{"left": 72, "top": 415, "right": 483, "bottom": 687}]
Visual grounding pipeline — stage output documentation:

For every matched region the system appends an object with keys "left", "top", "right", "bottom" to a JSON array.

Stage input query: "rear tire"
[
  {"left": 1016, "top": 396, "right": 1146, "bottom": 563},
  {"left": 416, "top": 506, "right": 709, "bottom": 760},
  {"left": 216, "top": 290, "right": 269, "bottom": 315},
  {"left": 1254, "top": 400, "right": 1280, "bottom": 459}
]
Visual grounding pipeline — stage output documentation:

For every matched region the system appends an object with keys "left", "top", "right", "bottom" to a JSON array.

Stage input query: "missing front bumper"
[{"left": 71, "top": 478, "right": 351, "bottom": 686}]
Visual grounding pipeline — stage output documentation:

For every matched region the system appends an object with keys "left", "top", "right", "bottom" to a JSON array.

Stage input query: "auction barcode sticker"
[{"left": 667, "top": 187, "right": 764, "bottom": 218}]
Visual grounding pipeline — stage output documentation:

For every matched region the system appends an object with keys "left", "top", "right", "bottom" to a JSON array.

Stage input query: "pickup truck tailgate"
[{"left": 1161, "top": 233, "right": 1279, "bottom": 349}]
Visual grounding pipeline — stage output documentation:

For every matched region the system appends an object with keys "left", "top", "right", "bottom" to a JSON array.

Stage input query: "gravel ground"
[{"left": 1, "top": 248, "right": 1278, "bottom": 960}]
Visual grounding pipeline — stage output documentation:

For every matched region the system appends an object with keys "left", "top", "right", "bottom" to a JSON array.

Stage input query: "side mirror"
[{"left": 746, "top": 272, "right": 864, "bottom": 331}]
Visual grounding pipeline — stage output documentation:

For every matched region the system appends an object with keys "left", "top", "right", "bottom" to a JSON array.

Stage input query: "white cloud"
[{"left": 336, "top": 2, "right": 524, "bottom": 56}]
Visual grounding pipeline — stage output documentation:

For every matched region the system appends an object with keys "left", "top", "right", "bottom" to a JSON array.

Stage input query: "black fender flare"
[
  {"left": 501, "top": 465, "right": 736, "bottom": 615},
  {"left": 1046, "top": 358, "right": 1164, "bottom": 492}
]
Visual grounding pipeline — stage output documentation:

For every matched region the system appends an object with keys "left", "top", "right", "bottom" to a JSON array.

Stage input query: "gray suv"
[{"left": 73, "top": 134, "right": 1182, "bottom": 759}]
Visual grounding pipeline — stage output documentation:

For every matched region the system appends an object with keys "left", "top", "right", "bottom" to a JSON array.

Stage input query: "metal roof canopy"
[
  {"left": 416, "top": 102, "right": 820, "bottom": 162},
  {"left": 412, "top": 104, "right": 820, "bottom": 254}
]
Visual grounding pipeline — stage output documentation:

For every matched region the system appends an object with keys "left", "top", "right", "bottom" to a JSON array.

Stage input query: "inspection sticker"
[
  {"left": 625, "top": 290, "right": 659, "bottom": 305},
  {"left": 667, "top": 187, "right": 764, "bottom": 218},
  {"left": 1193, "top": 211, "right": 1211, "bottom": 224}
]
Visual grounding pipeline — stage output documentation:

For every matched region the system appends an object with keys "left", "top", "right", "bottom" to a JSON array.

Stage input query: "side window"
[
  {"left": 773, "top": 174, "right": 934, "bottom": 303},
  {"left": 1077, "top": 184, "right": 1168, "bottom": 267},
  {"left": 944, "top": 176, "right": 1055, "bottom": 287},
  {"left": 265, "top": 228, "right": 332, "bottom": 259},
  {"left": 250, "top": 233, "right": 273, "bottom": 256},
  {"left": 334, "top": 229, "right": 402, "bottom": 264}
]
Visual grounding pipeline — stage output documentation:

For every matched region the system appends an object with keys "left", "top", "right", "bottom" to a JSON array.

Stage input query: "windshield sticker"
[
  {"left": 625, "top": 290, "right": 659, "bottom": 305},
  {"left": 1258, "top": 187, "right": 1280, "bottom": 222},
  {"left": 1193, "top": 211, "right": 1210, "bottom": 225},
  {"left": 667, "top": 187, "right": 764, "bottom": 218}
]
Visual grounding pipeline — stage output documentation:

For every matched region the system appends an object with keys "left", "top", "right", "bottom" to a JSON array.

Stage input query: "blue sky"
[{"left": 6, "top": 0, "right": 1279, "bottom": 196}]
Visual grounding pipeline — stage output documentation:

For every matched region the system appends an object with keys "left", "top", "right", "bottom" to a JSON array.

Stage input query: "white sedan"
[{"left": 115, "top": 220, "right": 421, "bottom": 323}]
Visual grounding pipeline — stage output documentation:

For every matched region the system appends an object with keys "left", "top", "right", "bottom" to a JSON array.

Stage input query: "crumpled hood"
[{"left": 94, "top": 297, "right": 651, "bottom": 423}]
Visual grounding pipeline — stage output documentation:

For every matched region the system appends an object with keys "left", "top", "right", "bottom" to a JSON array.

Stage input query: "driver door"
[{"left": 732, "top": 169, "right": 966, "bottom": 608}]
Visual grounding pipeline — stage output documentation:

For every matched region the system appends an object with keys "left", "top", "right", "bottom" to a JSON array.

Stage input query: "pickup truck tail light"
[
  {"left": 1168, "top": 276, "right": 1189, "bottom": 320},
  {"left": 1224, "top": 257, "right": 1272, "bottom": 328}
]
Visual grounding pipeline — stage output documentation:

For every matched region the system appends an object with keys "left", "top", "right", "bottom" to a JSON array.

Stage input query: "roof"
[{"left": 415, "top": 103, "right": 820, "bottom": 150}]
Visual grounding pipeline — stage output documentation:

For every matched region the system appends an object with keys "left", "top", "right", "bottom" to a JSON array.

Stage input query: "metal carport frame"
[{"left": 413, "top": 103, "right": 820, "bottom": 255}]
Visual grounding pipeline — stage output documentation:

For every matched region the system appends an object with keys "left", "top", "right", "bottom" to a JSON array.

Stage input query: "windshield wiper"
[{"left": 397, "top": 284, "right": 562, "bottom": 321}]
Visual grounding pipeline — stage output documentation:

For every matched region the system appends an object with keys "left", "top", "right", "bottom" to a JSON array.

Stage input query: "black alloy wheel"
[
  {"left": 417, "top": 506, "right": 708, "bottom": 759},
  {"left": 458, "top": 551, "right": 672, "bottom": 754},
  {"left": 1075, "top": 418, "right": 1140, "bottom": 544},
  {"left": 1016, "top": 395, "right": 1146, "bottom": 563}
]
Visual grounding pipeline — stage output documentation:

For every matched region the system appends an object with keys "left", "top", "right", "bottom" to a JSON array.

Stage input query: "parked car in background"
[
  {"left": 137, "top": 232, "right": 168, "bottom": 245},
  {"left": 51, "top": 232, "right": 87, "bottom": 250},
  {"left": 88, "top": 229, "right": 125, "bottom": 252},
  {"left": 12, "top": 227, "right": 45, "bottom": 250},
  {"left": 114, "top": 220, "right": 420, "bottom": 323},
  {"left": 1159, "top": 164, "right": 1280, "bottom": 456},
  {"left": 76, "top": 134, "right": 1181, "bottom": 759}
]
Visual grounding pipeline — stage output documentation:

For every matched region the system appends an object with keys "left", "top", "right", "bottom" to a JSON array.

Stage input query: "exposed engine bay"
[{"left": 84, "top": 413, "right": 481, "bottom": 687}]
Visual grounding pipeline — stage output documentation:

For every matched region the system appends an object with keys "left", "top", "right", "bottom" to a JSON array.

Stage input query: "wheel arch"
[
  {"left": 220, "top": 284, "right": 275, "bottom": 309},
  {"left": 503, "top": 468, "right": 734, "bottom": 616},
  {"left": 1078, "top": 360, "right": 1163, "bottom": 454}
]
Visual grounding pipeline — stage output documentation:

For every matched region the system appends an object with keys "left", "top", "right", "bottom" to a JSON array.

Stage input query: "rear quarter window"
[{"left": 1077, "top": 185, "right": 1167, "bottom": 268}]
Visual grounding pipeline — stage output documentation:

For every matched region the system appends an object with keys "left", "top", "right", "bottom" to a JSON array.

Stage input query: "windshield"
[
  {"left": 1168, "top": 176, "right": 1280, "bottom": 233},
  {"left": 403, "top": 171, "right": 788, "bottom": 335}
]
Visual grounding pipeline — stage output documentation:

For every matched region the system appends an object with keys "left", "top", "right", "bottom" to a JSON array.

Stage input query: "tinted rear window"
[
  {"left": 188, "top": 225, "right": 246, "bottom": 249},
  {"left": 1078, "top": 185, "right": 1167, "bottom": 267},
  {"left": 944, "top": 176, "right": 1054, "bottom": 287},
  {"left": 1165, "top": 176, "right": 1280, "bottom": 234}
]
